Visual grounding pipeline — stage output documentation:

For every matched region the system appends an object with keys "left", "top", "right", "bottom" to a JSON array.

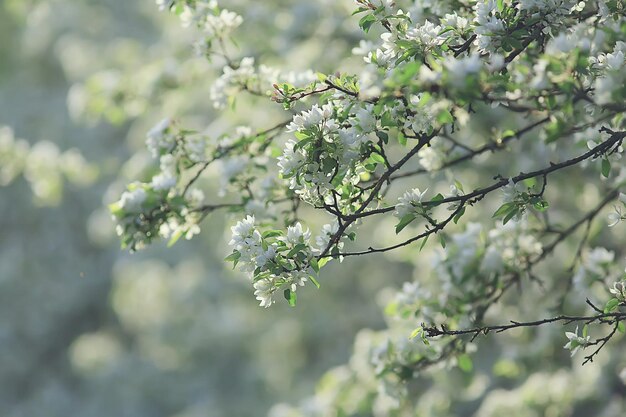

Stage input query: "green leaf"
[
  {"left": 419, "top": 235, "right": 430, "bottom": 252},
  {"left": 602, "top": 159, "right": 611, "bottom": 178},
  {"left": 294, "top": 131, "right": 309, "bottom": 140},
  {"left": 380, "top": 111, "right": 394, "bottom": 127},
  {"left": 523, "top": 177, "right": 537, "bottom": 188},
  {"left": 438, "top": 234, "right": 446, "bottom": 249},
  {"left": 544, "top": 118, "right": 566, "bottom": 143},
  {"left": 501, "top": 129, "right": 516, "bottom": 140},
  {"left": 371, "top": 152, "right": 386, "bottom": 164},
  {"left": 365, "top": 163, "right": 377, "bottom": 172},
  {"left": 409, "top": 327, "right": 423, "bottom": 340},
  {"left": 437, "top": 109, "right": 454, "bottom": 124},
  {"left": 604, "top": 297, "right": 620, "bottom": 313},
  {"left": 618, "top": 322, "right": 625, "bottom": 334},
  {"left": 429, "top": 193, "right": 445, "bottom": 205},
  {"left": 287, "top": 243, "right": 307, "bottom": 258},
  {"left": 224, "top": 251, "right": 241, "bottom": 268},
  {"left": 262, "top": 230, "right": 283, "bottom": 238},
  {"left": 167, "top": 230, "right": 184, "bottom": 247},
  {"left": 502, "top": 207, "right": 519, "bottom": 225},
  {"left": 108, "top": 202, "right": 124, "bottom": 218},
  {"left": 493, "top": 202, "right": 516, "bottom": 218},
  {"left": 496, "top": 0, "right": 504, "bottom": 12},
  {"left": 453, "top": 207, "right": 466, "bottom": 224},
  {"left": 395, "top": 214, "right": 416, "bottom": 234},
  {"left": 438, "top": 26, "right": 456, "bottom": 36},
  {"left": 358, "top": 14, "right": 376, "bottom": 32},
  {"left": 532, "top": 199, "right": 549, "bottom": 212},
  {"left": 397, "top": 131, "right": 407, "bottom": 146},
  {"left": 309, "top": 275, "right": 321, "bottom": 289},
  {"left": 283, "top": 288, "right": 297, "bottom": 307},
  {"left": 310, "top": 258, "right": 319, "bottom": 273},
  {"left": 395, "top": 61, "right": 421, "bottom": 84},
  {"left": 318, "top": 257, "right": 330, "bottom": 269},
  {"left": 458, "top": 354, "right": 473, "bottom": 372},
  {"left": 582, "top": 324, "right": 588, "bottom": 338}
]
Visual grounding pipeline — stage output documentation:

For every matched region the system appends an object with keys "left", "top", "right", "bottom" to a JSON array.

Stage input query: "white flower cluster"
[
  {"left": 441, "top": 12, "right": 469, "bottom": 32},
  {"left": 482, "top": 220, "right": 543, "bottom": 273},
  {"left": 0, "top": 126, "right": 97, "bottom": 205},
  {"left": 118, "top": 184, "right": 147, "bottom": 213},
  {"left": 394, "top": 188, "right": 428, "bottom": 218},
  {"left": 501, "top": 179, "right": 523, "bottom": 204},
  {"left": 159, "top": 189, "right": 204, "bottom": 241},
  {"left": 405, "top": 20, "right": 447, "bottom": 51},
  {"left": 572, "top": 247, "right": 616, "bottom": 290},
  {"left": 609, "top": 280, "right": 626, "bottom": 302},
  {"left": 151, "top": 155, "right": 178, "bottom": 191},
  {"left": 313, "top": 219, "right": 355, "bottom": 260},
  {"left": 111, "top": 118, "right": 211, "bottom": 250},
  {"left": 443, "top": 54, "right": 482, "bottom": 86},
  {"left": 145, "top": 119, "right": 207, "bottom": 189},
  {"left": 285, "top": 103, "right": 337, "bottom": 133},
  {"left": 473, "top": 0, "right": 505, "bottom": 53},
  {"left": 203, "top": 9, "right": 243, "bottom": 37},
  {"left": 210, "top": 57, "right": 256, "bottom": 108},
  {"left": 210, "top": 57, "right": 318, "bottom": 109},
  {"left": 229, "top": 215, "right": 269, "bottom": 272},
  {"left": 591, "top": 41, "right": 626, "bottom": 106},
  {"left": 563, "top": 326, "right": 590, "bottom": 357},
  {"left": 417, "top": 137, "right": 446, "bottom": 171},
  {"left": 404, "top": 94, "right": 435, "bottom": 133},
  {"left": 176, "top": 1, "right": 242, "bottom": 38},
  {"left": 0, "top": 126, "right": 29, "bottom": 186},
  {"left": 258, "top": 65, "right": 317, "bottom": 89},
  {"left": 368, "top": 15, "right": 452, "bottom": 70},
  {"left": 517, "top": 0, "right": 584, "bottom": 32},
  {"left": 314, "top": 220, "right": 341, "bottom": 253},
  {"left": 433, "top": 223, "right": 484, "bottom": 304},
  {"left": 228, "top": 216, "right": 316, "bottom": 307},
  {"left": 278, "top": 102, "right": 376, "bottom": 206},
  {"left": 146, "top": 118, "right": 174, "bottom": 157},
  {"left": 607, "top": 192, "right": 626, "bottom": 227}
]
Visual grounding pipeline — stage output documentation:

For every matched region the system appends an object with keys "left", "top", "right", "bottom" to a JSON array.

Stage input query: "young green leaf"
[{"left": 396, "top": 214, "right": 417, "bottom": 234}]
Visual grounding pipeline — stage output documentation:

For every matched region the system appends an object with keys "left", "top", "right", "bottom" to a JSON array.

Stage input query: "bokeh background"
[
  {"left": 2, "top": 1, "right": 626, "bottom": 417},
  {"left": 0, "top": 1, "right": 409, "bottom": 415}
]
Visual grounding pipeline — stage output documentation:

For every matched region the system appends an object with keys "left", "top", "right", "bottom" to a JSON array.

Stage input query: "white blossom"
[
  {"left": 608, "top": 211, "right": 622, "bottom": 227},
  {"left": 210, "top": 57, "right": 256, "bottom": 108},
  {"left": 204, "top": 9, "right": 243, "bottom": 37},
  {"left": 417, "top": 138, "right": 445, "bottom": 171},
  {"left": 146, "top": 118, "right": 173, "bottom": 157},
  {"left": 563, "top": 326, "right": 590, "bottom": 357},
  {"left": 315, "top": 220, "right": 341, "bottom": 252},
  {"left": 444, "top": 54, "right": 482, "bottom": 86},
  {"left": 394, "top": 188, "right": 428, "bottom": 218},
  {"left": 253, "top": 278, "right": 276, "bottom": 308},
  {"left": 609, "top": 281, "right": 626, "bottom": 302},
  {"left": 118, "top": 186, "right": 147, "bottom": 212},
  {"left": 284, "top": 222, "right": 311, "bottom": 245},
  {"left": 406, "top": 20, "right": 446, "bottom": 50},
  {"left": 151, "top": 172, "right": 177, "bottom": 191},
  {"left": 286, "top": 104, "right": 335, "bottom": 133}
]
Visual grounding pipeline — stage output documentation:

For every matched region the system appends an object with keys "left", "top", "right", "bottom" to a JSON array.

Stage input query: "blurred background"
[
  {"left": 2, "top": 1, "right": 626, "bottom": 417},
  {"left": 0, "top": 1, "right": 410, "bottom": 416}
]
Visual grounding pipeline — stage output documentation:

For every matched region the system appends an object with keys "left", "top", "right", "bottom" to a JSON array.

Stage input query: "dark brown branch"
[{"left": 423, "top": 312, "right": 625, "bottom": 338}]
